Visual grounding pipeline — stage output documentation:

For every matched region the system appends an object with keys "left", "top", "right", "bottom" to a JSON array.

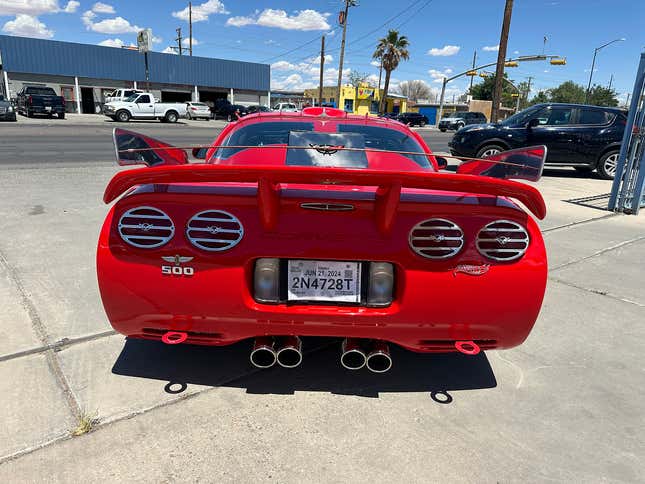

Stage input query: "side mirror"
[
  {"left": 435, "top": 156, "right": 449, "bottom": 170},
  {"left": 192, "top": 147, "right": 208, "bottom": 159},
  {"left": 527, "top": 118, "right": 540, "bottom": 129},
  {"left": 456, "top": 145, "right": 547, "bottom": 182},
  {"left": 113, "top": 128, "right": 188, "bottom": 166}
]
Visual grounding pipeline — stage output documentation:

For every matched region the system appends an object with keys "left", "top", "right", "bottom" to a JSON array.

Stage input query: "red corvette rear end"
[{"left": 97, "top": 108, "right": 548, "bottom": 372}]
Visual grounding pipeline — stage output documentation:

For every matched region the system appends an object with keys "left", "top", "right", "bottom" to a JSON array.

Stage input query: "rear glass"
[
  {"left": 215, "top": 122, "right": 315, "bottom": 159},
  {"left": 578, "top": 109, "right": 614, "bottom": 125},
  {"left": 337, "top": 124, "right": 430, "bottom": 167},
  {"left": 25, "top": 87, "right": 57, "bottom": 96}
]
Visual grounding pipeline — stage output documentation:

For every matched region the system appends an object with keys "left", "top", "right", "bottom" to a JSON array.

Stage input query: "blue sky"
[{"left": 1, "top": 1, "right": 642, "bottom": 103}]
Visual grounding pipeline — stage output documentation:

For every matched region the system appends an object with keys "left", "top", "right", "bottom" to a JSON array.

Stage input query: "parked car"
[
  {"left": 185, "top": 102, "right": 211, "bottom": 120},
  {"left": 103, "top": 92, "right": 187, "bottom": 123},
  {"left": 16, "top": 86, "right": 65, "bottom": 119},
  {"left": 99, "top": 106, "right": 549, "bottom": 374},
  {"left": 379, "top": 113, "right": 399, "bottom": 120},
  {"left": 104, "top": 88, "right": 144, "bottom": 103},
  {"left": 0, "top": 94, "right": 17, "bottom": 122},
  {"left": 396, "top": 112, "right": 429, "bottom": 127},
  {"left": 246, "top": 105, "right": 270, "bottom": 115},
  {"left": 212, "top": 103, "right": 249, "bottom": 122},
  {"left": 448, "top": 103, "right": 627, "bottom": 179},
  {"left": 439, "top": 112, "right": 487, "bottom": 132},
  {"left": 272, "top": 102, "right": 298, "bottom": 112}
]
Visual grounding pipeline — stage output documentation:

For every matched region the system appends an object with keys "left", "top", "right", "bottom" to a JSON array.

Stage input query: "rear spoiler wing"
[{"left": 104, "top": 164, "right": 546, "bottom": 234}]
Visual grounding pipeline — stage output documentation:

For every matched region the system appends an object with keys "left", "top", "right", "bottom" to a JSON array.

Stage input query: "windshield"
[{"left": 501, "top": 106, "right": 542, "bottom": 126}]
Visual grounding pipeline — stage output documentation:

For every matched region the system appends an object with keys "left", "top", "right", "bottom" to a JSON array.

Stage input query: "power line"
[{"left": 261, "top": 29, "right": 338, "bottom": 63}]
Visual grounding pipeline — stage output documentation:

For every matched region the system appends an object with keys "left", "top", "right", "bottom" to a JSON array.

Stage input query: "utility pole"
[
  {"left": 175, "top": 28, "right": 183, "bottom": 55},
  {"left": 608, "top": 73, "right": 613, "bottom": 90},
  {"left": 336, "top": 0, "right": 353, "bottom": 106},
  {"left": 491, "top": 0, "right": 514, "bottom": 122},
  {"left": 318, "top": 36, "right": 325, "bottom": 107},
  {"left": 189, "top": 2, "right": 193, "bottom": 56},
  {"left": 469, "top": 50, "right": 477, "bottom": 95}
]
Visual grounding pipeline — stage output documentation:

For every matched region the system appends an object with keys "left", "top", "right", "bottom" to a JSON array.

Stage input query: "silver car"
[{"left": 186, "top": 102, "right": 212, "bottom": 120}]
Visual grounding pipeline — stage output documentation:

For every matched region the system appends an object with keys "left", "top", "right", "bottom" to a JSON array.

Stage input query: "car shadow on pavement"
[{"left": 112, "top": 337, "right": 497, "bottom": 402}]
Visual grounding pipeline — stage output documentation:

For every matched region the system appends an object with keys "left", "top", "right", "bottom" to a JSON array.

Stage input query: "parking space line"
[{"left": 548, "top": 235, "right": 645, "bottom": 272}]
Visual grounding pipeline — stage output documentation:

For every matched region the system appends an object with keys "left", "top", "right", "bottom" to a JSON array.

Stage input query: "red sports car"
[{"left": 97, "top": 107, "right": 548, "bottom": 373}]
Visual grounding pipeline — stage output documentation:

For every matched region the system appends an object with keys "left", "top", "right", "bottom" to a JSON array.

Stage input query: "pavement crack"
[
  {"left": 549, "top": 235, "right": 645, "bottom": 272},
  {"left": 542, "top": 212, "right": 618, "bottom": 234},
  {"left": 0, "top": 249, "right": 82, "bottom": 421},
  {"left": 548, "top": 276, "right": 645, "bottom": 307}
]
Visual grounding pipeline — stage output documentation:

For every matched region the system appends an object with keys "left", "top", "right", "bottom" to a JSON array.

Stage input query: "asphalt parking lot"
[{"left": 0, "top": 116, "right": 643, "bottom": 482}]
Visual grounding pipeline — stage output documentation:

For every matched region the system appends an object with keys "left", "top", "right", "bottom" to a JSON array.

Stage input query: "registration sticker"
[{"left": 288, "top": 260, "right": 361, "bottom": 303}]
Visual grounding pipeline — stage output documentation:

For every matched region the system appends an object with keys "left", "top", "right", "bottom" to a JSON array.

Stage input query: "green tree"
[
  {"left": 548, "top": 81, "right": 585, "bottom": 103},
  {"left": 587, "top": 84, "right": 619, "bottom": 107},
  {"left": 530, "top": 90, "right": 550, "bottom": 105},
  {"left": 373, "top": 30, "right": 410, "bottom": 113},
  {"left": 469, "top": 73, "right": 517, "bottom": 108}
]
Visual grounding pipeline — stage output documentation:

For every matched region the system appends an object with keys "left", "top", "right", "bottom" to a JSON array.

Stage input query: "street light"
[{"left": 585, "top": 38, "right": 626, "bottom": 103}]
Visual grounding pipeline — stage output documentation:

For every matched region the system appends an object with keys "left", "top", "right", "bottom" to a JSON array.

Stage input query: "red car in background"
[{"left": 97, "top": 107, "right": 548, "bottom": 373}]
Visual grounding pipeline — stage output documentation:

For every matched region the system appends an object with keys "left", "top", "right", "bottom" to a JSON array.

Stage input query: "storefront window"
[{"left": 344, "top": 99, "right": 354, "bottom": 112}]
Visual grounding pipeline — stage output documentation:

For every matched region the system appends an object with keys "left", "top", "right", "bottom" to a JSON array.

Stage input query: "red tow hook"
[
  {"left": 161, "top": 331, "right": 188, "bottom": 345},
  {"left": 455, "top": 340, "right": 480, "bottom": 355}
]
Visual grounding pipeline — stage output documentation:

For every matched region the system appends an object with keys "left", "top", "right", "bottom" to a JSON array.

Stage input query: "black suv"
[
  {"left": 396, "top": 112, "right": 429, "bottom": 127},
  {"left": 211, "top": 101, "right": 249, "bottom": 121},
  {"left": 439, "top": 111, "right": 487, "bottom": 131},
  {"left": 448, "top": 103, "right": 626, "bottom": 179}
]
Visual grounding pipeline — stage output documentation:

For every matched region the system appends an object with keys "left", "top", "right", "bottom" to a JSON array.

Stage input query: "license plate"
[
  {"left": 45, "top": 106, "right": 52, "bottom": 111},
  {"left": 288, "top": 260, "right": 361, "bottom": 303}
]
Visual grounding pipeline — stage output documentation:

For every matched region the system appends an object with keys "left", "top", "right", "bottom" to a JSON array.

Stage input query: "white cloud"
[
  {"left": 63, "top": 1, "right": 79, "bottom": 12},
  {"left": 162, "top": 46, "right": 178, "bottom": 54},
  {"left": 427, "top": 45, "right": 460, "bottom": 56},
  {"left": 152, "top": 35, "right": 162, "bottom": 44},
  {"left": 98, "top": 37, "right": 137, "bottom": 48},
  {"left": 173, "top": 0, "right": 228, "bottom": 22},
  {"left": 272, "top": 74, "right": 313, "bottom": 91},
  {"left": 227, "top": 9, "right": 330, "bottom": 31},
  {"left": 182, "top": 37, "right": 200, "bottom": 47},
  {"left": 92, "top": 2, "right": 115, "bottom": 14},
  {"left": 513, "top": 50, "right": 520, "bottom": 55},
  {"left": 0, "top": 0, "right": 76, "bottom": 15},
  {"left": 370, "top": 60, "right": 381, "bottom": 67},
  {"left": 308, "top": 53, "right": 333, "bottom": 64},
  {"left": 2, "top": 14, "right": 53, "bottom": 38},
  {"left": 428, "top": 68, "right": 453, "bottom": 82},
  {"left": 82, "top": 11, "right": 140, "bottom": 34},
  {"left": 482, "top": 44, "right": 499, "bottom": 52}
]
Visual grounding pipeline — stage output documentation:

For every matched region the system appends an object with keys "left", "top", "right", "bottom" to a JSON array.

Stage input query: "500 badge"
[{"left": 161, "top": 255, "right": 195, "bottom": 276}]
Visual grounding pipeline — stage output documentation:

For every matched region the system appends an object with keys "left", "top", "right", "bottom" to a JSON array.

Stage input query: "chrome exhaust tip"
[
  {"left": 276, "top": 336, "right": 303, "bottom": 368},
  {"left": 340, "top": 338, "right": 367, "bottom": 370},
  {"left": 366, "top": 341, "right": 392, "bottom": 373},
  {"left": 250, "top": 336, "right": 277, "bottom": 368}
]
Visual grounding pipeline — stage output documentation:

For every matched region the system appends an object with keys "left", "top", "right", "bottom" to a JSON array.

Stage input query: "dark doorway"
[
  {"left": 161, "top": 91, "right": 191, "bottom": 102},
  {"left": 80, "top": 87, "right": 95, "bottom": 114},
  {"left": 199, "top": 90, "right": 228, "bottom": 105}
]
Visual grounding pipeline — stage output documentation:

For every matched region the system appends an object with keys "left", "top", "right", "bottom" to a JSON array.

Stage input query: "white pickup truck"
[
  {"left": 103, "top": 92, "right": 187, "bottom": 123},
  {"left": 104, "top": 88, "right": 144, "bottom": 103}
]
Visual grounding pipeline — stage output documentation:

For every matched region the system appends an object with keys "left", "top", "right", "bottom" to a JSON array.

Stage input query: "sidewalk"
[
  {"left": 13, "top": 112, "right": 229, "bottom": 128},
  {"left": 0, "top": 164, "right": 642, "bottom": 482}
]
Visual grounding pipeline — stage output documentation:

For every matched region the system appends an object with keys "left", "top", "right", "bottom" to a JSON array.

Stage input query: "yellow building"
[{"left": 302, "top": 84, "right": 407, "bottom": 115}]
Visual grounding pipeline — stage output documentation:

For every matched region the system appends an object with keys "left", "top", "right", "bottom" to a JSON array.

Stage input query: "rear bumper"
[
  {"left": 29, "top": 106, "right": 64, "bottom": 115},
  {"left": 0, "top": 112, "right": 16, "bottom": 121},
  {"left": 97, "top": 207, "right": 547, "bottom": 353}
]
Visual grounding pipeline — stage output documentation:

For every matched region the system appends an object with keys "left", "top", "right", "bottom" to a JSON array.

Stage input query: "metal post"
[
  {"left": 74, "top": 76, "right": 81, "bottom": 114},
  {"left": 491, "top": 0, "right": 514, "bottom": 122},
  {"left": 336, "top": 0, "right": 351, "bottom": 105},
  {"left": 585, "top": 48, "right": 598, "bottom": 104},
  {"left": 609, "top": 52, "right": 645, "bottom": 211},
  {"left": 189, "top": 2, "right": 193, "bottom": 56},
  {"left": 230, "top": 88, "right": 234, "bottom": 104},
  {"left": 436, "top": 77, "right": 447, "bottom": 126},
  {"left": 194, "top": 85, "right": 198, "bottom": 102},
  {"left": 2, "top": 70, "right": 9, "bottom": 99},
  {"left": 133, "top": 81, "right": 137, "bottom": 89}
]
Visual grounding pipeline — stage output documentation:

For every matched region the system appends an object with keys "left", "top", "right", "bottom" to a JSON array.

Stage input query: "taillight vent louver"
[
  {"left": 186, "top": 210, "right": 244, "bottom": 251},
  {"left": 476, "top": 220, "right": 529, "bottom": 261},
  {"left": 409, "top": 218, "right": 464, "bottom": 259},
  {"left": 118, "top": 206, "right": 174, "bottom": 248}
]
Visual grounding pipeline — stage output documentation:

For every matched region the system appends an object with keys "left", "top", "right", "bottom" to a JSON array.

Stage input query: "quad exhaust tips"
[
  {"left": 341, "top": 339, "right": 393, "bottom": 373},
  {"left": 250, "top": 336, "right": 303, "bottom": 369}
]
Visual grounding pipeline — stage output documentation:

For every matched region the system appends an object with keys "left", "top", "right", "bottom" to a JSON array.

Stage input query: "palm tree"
[{"left": 373, "top": 30, "right": 410, "bottom": 113}]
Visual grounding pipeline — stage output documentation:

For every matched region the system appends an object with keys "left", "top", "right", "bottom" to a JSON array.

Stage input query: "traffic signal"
[
  {"left": 550, "top": 58, "right": 566, "bottom": 65},
  {"left": 504, "top": 61, "right": 519, "bottom": 67},
  {"left": 466, "top": 70, "right": 477, "bottom": 76},
  {"left": 510, "top": 93, "right": 520, "bottom": 98}
]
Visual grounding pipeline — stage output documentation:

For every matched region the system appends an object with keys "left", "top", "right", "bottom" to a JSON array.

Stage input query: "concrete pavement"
[{"left": 0, "top": 129, "right": 643, "bottom": 482}]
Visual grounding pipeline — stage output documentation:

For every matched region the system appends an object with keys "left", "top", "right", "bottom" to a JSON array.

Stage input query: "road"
[{"left": 0, "top": 121, "right": 453, "bottom": 166}]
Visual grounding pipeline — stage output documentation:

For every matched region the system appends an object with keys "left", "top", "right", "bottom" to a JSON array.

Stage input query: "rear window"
[
  {"left": 215, "top": 122, "right": 315, "bottom": 159},
  {"left": 337, "top": 124, "right": 430, "bottom": 168},
  {"left": 25, "top": 87, "right": 57, "bottom": 96},
  {"left": 578, "top": 109, "right": 614, "bottom": 125}
]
